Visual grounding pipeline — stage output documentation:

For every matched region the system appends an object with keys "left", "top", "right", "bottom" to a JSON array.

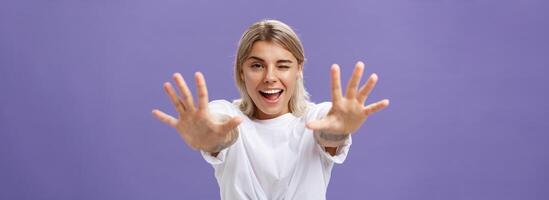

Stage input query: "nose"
[{"left": 264, "top": 66, "right": 277, "bottom": 84}]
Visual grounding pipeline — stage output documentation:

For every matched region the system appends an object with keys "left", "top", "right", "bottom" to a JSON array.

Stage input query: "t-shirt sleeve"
[
  {"left": 307, "top": 102, "right": 352, "bottom": 164},
  {"left": 199, "top": 100, "right": 239, "bottom": 166},
  {"left": 200, "top": 148, "right": 229, "bottom": 165},
  {"left": 317, "top": 135, "right": 352, "bottom": 164}
]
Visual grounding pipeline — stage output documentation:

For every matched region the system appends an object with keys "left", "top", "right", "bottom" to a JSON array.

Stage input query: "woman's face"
[{"left": 241, "top": 40, "right": 302, "bottom": 120}]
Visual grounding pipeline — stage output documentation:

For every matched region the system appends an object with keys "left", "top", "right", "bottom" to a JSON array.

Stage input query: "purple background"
[{"left": 1, "top": 0, "right": 548, "bottom": 199}]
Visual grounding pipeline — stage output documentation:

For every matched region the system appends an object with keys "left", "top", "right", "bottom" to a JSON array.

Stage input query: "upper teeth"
[{"left": 261, "top": 89, "right": 282, "bottom": 94}]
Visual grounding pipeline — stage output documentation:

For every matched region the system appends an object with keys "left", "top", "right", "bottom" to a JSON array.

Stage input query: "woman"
[{"left": 152, "top": 19, "right": 389, "bottom": 199}]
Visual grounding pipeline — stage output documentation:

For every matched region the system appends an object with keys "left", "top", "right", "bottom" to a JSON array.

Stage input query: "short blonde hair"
[{"left": 234, "top": 19, "right": 310, "bottom": 118}]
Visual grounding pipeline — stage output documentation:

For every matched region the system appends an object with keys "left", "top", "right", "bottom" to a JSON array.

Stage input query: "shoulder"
[
  {"left": 208, "top": 99, "right": 243, "bottom": 117},
  {"left": 209, "top": 99, "right": 235, "bottom": 107}
]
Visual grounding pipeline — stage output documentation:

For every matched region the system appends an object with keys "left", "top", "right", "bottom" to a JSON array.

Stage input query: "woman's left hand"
[{"left": 306, "top": 61, "right": 390, "bottom": 147}]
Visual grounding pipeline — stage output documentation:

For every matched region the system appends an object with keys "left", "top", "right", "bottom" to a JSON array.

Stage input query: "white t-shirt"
[{"left": 201, "top": 100, "right": 352, "bottom": 200}]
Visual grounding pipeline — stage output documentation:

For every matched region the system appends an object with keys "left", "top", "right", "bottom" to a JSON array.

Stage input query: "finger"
[
  {"left": 345, "top": 61, "right": 365, "bottom": 98},
  {"left": 220, "top": 116, "right": 242, "bottom": 132},
  {"left": 173, "top": 73, "right": 195, "bottom": 112},
  {"left": 152, "top": 109, "right": 178, "bottom": 127},
  {"left": 357, "top": 73, "right": 378, "bottom": 104},
  {"left": 195, "top": 72, "right": 209, "bottom": 111},
  {"left": 163, "top": 82, "right": 185, "bottom": 114},
  {"left": 363, "top": 99, "right": 390, "bottom": 116},
  {"left": 330, "top": 64, "right": 343, "bottom": 102}
]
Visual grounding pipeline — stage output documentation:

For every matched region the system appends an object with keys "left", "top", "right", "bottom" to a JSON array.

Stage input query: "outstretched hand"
[
  {"left": 306, "top": 61, "right": 390, "bottom": 147},
  {"left": 152, "top": 72, "right": 242, "bottom": 153}
]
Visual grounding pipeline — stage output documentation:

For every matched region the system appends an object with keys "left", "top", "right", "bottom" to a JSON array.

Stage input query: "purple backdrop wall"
[{"left": 1, "top": 0, "right": 548, "bottom": 199}]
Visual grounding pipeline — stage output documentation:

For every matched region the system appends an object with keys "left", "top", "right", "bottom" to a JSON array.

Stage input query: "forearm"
[{"left": 313, "top": 131, "right": 350, "bottom": 148}]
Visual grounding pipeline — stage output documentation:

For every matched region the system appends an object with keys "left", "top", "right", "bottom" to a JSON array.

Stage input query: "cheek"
[
  {"left": 243, "top": 73, "right": 261, "bottom": 92},
  {"left": 281, "top": 73, "right": 298, "bottom": 92}
]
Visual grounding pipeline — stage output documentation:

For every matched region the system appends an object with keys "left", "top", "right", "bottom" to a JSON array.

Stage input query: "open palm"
[
  {"left": 306, "top": 61, "right": 389, "bottom": 145},
  {"left": 152, "top": 72, "right": 242, "bottom": 153}
]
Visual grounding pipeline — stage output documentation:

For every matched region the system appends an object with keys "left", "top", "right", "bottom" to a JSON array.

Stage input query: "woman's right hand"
[{"left": 152, "top": 72, "right": 242, "bottom": 154}]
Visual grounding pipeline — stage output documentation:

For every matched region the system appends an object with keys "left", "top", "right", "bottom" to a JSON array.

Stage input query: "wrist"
[
  {"left": 314, "top": 131, "right": 350, "bottom": 147},
  {"left": 202, "top": 128, "right": 239, "bottom": 153}
]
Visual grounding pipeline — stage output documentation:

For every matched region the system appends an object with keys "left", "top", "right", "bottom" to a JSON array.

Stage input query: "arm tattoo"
[{"left": 319, "top": 132, "right": 349, "bottom": 142}]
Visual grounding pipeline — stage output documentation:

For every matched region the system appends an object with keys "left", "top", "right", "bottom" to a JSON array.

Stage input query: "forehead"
[{"left": 247, "top": 41, "right": 297, "bottom": 62}]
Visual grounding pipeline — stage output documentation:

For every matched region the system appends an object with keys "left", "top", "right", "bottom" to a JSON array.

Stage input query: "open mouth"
[{"left": 259, "top": 89, "right": 283, "bottom": 103}]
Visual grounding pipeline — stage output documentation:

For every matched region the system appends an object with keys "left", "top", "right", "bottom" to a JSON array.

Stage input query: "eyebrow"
[{"left": 247, "top": 56, "right": 293, "bottom": 64}]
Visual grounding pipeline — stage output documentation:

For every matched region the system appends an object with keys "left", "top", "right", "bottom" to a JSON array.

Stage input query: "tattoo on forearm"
[{"left": 319, "top": 132, "right": 349, "bottom": 142}]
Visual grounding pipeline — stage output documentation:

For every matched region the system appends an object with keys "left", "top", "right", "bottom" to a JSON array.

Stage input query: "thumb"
[
  {"left": 221, "top": 116, "right": 242, "bottom": 131},
  {"left": 306, "top": 119, "right": 329, "bottom": 131}
]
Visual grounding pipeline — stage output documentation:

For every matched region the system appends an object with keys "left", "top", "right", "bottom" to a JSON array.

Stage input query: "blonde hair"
[{"left": 234, "top": 19, "right": 310, "bottom": 118}]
